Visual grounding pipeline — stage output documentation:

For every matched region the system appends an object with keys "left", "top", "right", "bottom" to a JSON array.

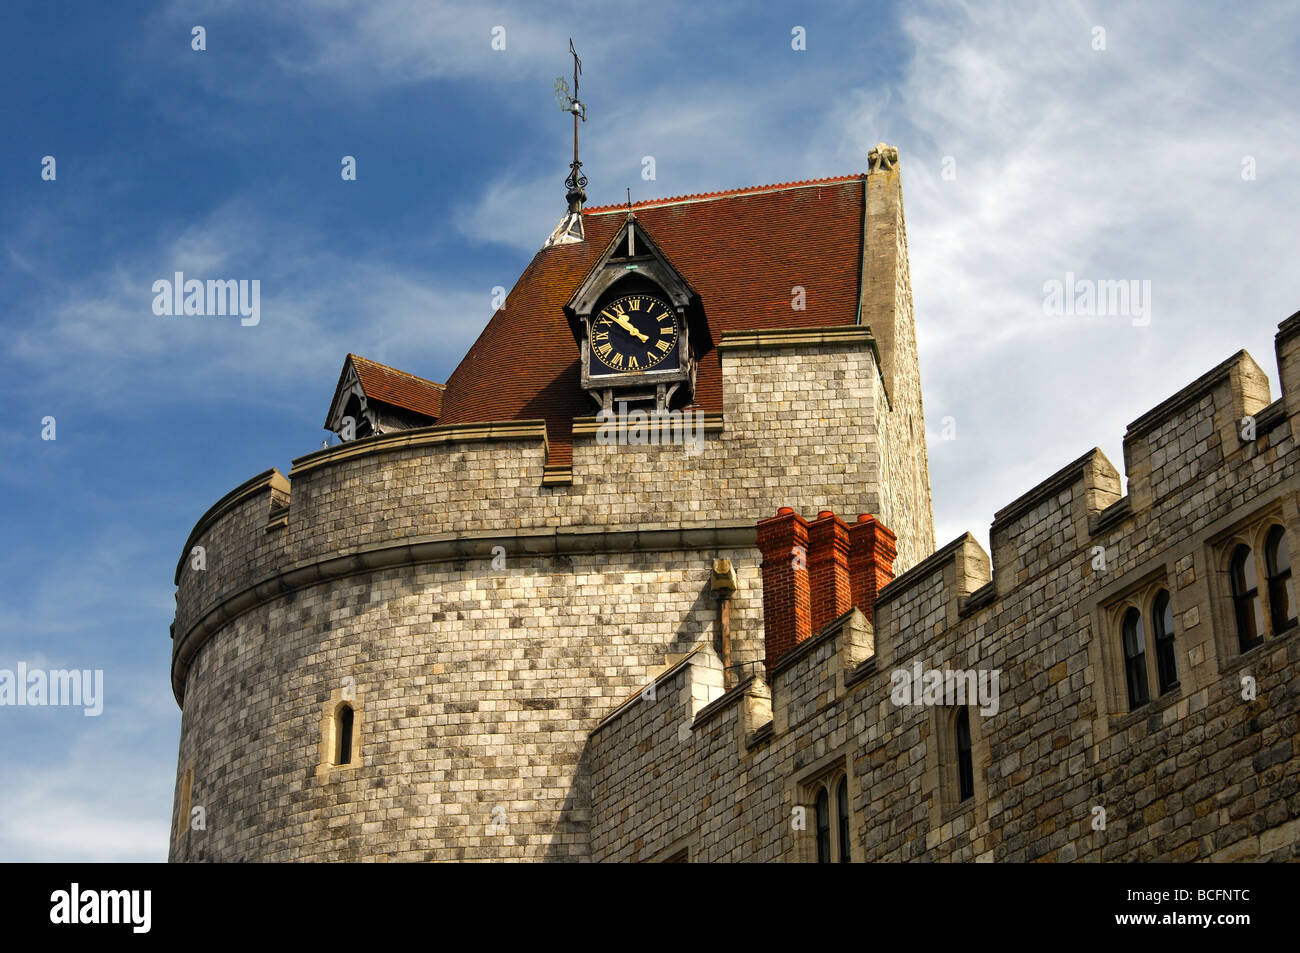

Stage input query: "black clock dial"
[{"left": 590, "top": 294, "right": 679, "bottom": 373}]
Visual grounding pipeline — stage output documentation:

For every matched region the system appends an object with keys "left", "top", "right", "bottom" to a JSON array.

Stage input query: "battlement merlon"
[
  {"left": 873, "top": 533, "right": 990, "bottom": 670},
  {"left": 591, "top": 607, "right": 869, "bottom": 778},
  {"left": 1121, "top": 350, "right": 1270, "bottom": 514},
  {"left": 989, "top": 448, "right": 1121, "bottom": 600}
]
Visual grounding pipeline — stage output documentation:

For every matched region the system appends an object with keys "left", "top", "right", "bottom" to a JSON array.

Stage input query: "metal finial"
[
  {"left": 554, "top": 39, "right": 587, "bottom": 209},
  {"left": 542, "top": 41, "right": 590, "bottom": 245}
]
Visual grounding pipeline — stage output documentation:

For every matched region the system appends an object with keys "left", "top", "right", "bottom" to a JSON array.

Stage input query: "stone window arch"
[
  {"left": 1097, "top": 575, "right": 1179, "bottom": 719},
  {"left": 316, "top": 687, "right": 364, "bottom": 781},
  {"left": 798, "top": 759, "right": 854, "bottom": 862},
  {"left": 334, "top": 702, "right": 355, "bottom": 765}
]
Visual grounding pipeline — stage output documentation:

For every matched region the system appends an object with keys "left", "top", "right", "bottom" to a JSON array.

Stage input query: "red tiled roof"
[
  {"left": 437, "top": 174, "right": 868, "bottom": 465},
  {"left": 349, "top": 354, "right": 444, "bottom": 420}
]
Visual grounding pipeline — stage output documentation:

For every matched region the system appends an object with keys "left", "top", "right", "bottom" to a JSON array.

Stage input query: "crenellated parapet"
[
  {"left": 869, "top": 317, "right": 1300, "bottom": 647},
  {"left": 591, "top": 317, "right": 1300, "bottom": 861}
]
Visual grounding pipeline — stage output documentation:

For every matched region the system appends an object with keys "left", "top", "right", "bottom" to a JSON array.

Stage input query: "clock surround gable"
[{"left": 566, "top": 215, "right": 704, "bottom": 412}]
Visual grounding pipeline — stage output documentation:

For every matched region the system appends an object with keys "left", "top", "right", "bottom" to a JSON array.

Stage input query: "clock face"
[{"left": 590, "top": 294, "right": 679, "bottom": 374}]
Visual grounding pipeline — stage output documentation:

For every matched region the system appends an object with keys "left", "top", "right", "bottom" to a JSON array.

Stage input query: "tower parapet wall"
[{"left": 171, "top": 334, "right": 932, "bottom": 701}]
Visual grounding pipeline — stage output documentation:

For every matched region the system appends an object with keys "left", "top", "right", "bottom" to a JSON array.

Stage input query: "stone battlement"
[
  {"left": 872, "top": 317, "right": 1300, "bottom": 638},
  {"left": 587, "top": 313, "right": 1300, "bottom": 862}
]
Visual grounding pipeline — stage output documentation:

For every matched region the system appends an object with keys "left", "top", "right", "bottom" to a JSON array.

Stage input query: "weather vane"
[{"left": 553, "top": 38, "right": 588, "bottom": 207}]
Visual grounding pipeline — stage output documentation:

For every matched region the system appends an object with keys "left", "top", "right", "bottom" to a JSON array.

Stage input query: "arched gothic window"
[
  {"left": 1265, "top": 526, "right": 1295, "bottom": 634},
  {"left": 956, "top": 707, "right": 974, "bottom": 802},
  {"left": 1122, "top": 607, "right": 1149, "bottom": 710},
  {"left": 335, "top": 703, "right": 355, "bottom": 766},
  {"left": 1152, "top": 590, "right": 1178, "bottom": 694},
  {"left": 1230, "top": 545, "right": 1264, "bottom": 651},
  {"left": 814, "top": 786, "right": 831, "bottom": 863},
  {"left": 836, "top": 775, "right": 851, "bottom": 863}
]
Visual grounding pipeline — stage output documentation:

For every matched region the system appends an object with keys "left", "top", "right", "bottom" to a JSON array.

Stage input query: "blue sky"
[{"left": 1, "top": 1, "right": 1298, "bottom": 861}]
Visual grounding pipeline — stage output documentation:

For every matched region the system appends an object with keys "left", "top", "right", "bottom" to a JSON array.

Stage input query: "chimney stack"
[
  {"left": 759, "top": 508, "right": 897, "bottom": 674},
  {"left": 757, "top": 508, "right": 811, "bottom": 675},
  {"left": 848, "top": 513, "right": 897, "bottom": 621},
  {"left": 807, "top": 510, "right": 852, "bottom": 633}
]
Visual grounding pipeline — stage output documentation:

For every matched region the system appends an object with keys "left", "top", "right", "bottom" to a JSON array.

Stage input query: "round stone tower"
[{"left": 167, "top": 166, "right": 934, "bottom": 861}]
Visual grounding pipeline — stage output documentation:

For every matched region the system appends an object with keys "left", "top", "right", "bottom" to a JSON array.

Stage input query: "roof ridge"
[
  {"left": 349, "top": 353, "right": 446, "bottom": 390},
  {"left": 583, "top": 173, "right": 863, "bottom": 215}
]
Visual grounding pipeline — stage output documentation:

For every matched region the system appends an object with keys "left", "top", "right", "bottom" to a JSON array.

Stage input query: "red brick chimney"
[
  {"left": 757, "top": 507, "right": 810, "bottom": 673},
  {"left": 759, "top": 508, "right": 898, "bottom": 674},
  {"left": 807, "top": 510, "right": 852, "bottom": 633},
  {"left": 848, "top": 513, "right": 897, "bottom": 621}
]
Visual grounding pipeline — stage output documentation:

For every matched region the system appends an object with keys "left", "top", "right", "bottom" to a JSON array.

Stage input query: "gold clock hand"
[{"left": 613, "top": 314, "right": 648, "bottom": 343}]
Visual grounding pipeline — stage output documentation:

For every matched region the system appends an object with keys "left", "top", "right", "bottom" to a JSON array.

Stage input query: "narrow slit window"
[
  {"left": 335, "top": 704, "right": 354, "bottom": 765},
  {"left": 1230, "top": 545, "right": 1265, "bottom": 651},
  {"left": 1122, "top": 607, "right": 1149, "bottom": 710},
  {"left": 956, "top": 707, "right": 974, "bottom": 802},
  {"left": 1153, "top": 590, "right": 1178, "bottom": 694},
  {"left": 1265, "top": 526, "right": 1296, "bottom": 634}
]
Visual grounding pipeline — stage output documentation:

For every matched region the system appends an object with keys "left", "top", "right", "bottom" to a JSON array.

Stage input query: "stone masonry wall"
[
  {"left": 169, "top": 333, "right": 934, "bottom": 860},
  {"left": 589, "top": 317, "right": 1300, "bottom": 862}
]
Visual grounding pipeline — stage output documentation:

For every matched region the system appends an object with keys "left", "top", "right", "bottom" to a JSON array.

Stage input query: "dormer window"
[{"left": 324, "top": 354, "right": 443, "bottom": 442}]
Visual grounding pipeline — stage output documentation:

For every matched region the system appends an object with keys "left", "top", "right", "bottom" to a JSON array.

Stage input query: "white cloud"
[
  {"left": 0, "top": 743, "right": 172, "bottom": 862},
  {"left": 9, "top": 199, "right": 492, "bottom": 415},
  {"left": 461, "top": 84, "right": 856, "bottom": 252},
  {"left": 0, "top": 669, "right": 177, "bottom": 862},
  {"left": 167, "top": 0, "right": 622, "bottom": 91},
  {"left": 819, "top": 0, "right": 1300, "bottom": 551}
]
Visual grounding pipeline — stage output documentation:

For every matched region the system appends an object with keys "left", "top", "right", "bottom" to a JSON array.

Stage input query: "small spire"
[
  {"left": 562, "top": 39, "right": 587, "bottom": 212},
  {"left": 543, "top": 40, "right": 589, "bottom": 248}
]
